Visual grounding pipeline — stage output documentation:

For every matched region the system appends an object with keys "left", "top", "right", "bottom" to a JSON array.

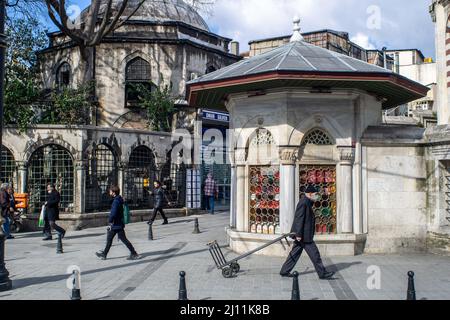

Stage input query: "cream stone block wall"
[{"left": 365, "top": 146, "right": 428, "bottom": 253}]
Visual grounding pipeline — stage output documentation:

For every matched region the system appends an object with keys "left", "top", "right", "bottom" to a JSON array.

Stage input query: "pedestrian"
[
  {"left": 0, "top": 183, "right": 14, "bottom": 239},
  {"left": 147, "top": 180, "right": 170, "bottom": 225},
  {"left": 280, "top": 185, "right": 335, "bottom": 280},
  {"left": 43, "top": 183, "right": 66, "bottom": 241},
  {"left": 203, "top": 173, "right": 218, "bottom": 215},
  {"left": 7, "top": 186, "right": 16, "bottom": 239},
  {"left": 96, "top": 185, "right": 141, "bottom": 260}
]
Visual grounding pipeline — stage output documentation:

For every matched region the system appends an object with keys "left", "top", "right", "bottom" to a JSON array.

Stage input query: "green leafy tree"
[
  {"left": 42, "top": 81, "right": 95, "bottom": 125},
  {"left": 3, "top": 17, "right": 48, "bottom": 132},
  {"left": 135, "top": 81, "right": 175, "bottom": 132}
]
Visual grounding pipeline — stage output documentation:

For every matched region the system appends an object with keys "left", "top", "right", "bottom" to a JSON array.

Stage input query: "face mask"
[{"left": 311, "top": 194, "right": 320, "bottom": 201}]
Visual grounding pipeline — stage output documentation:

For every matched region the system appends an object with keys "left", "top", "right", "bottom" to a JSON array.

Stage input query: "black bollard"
[
  {"left": 57, "top": 233, "right": 63, "bottom": 254},
  {"left": 291, "top": 271, "right": 300, "bottom": 300},
  {"left": 0, "top": 229, "right": 12, "bottom": 292},
  {"left": 407, "top": 271, "right": 416, "bottom": 300},
  {"left": 71, "top": 271, "right": 81, "bottom": 300},
  {"left": 192, "top": 218, "right": 201, "bottom": 234},
  {"left": 148, "top": 223, "right": 154, "bottom": 241},
  {"left": 178, "top": 271, "right": 188, "bottom": 300}
]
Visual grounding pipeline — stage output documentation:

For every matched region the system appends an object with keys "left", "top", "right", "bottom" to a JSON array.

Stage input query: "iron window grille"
[
  {"left": 159, "top": 162, "right": 187, "bottom": 209},
  {"left": 249, "top": 166, "right": 281, "bottom": 235},
  {"left": 125, "top": 57, "right": 152, "bottom": 107},
  {"left": 124, "top": 146, "right": 158, "bottom": 209},
  {"left": 56, "top": 62, "right": 71, "bottom": 90},
  {"left": 0, "top": 146, "right": 17, "bottom": 188},
  {"left": 299, "top": 165, "right": 337, "bottom": 234},
  {"left": 85, "top": 144, "right": 118, "bottom": 212},
  {"left": 301, "top": 129, "right": 333, "bottom": 146},
  {"left": 28, "top": 144, "right": 74, "bottom": 214}
]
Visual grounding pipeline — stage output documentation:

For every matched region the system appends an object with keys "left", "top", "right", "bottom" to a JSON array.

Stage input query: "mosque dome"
[{"left": 80, "top": 0, "right": 210, "bottom": 32}]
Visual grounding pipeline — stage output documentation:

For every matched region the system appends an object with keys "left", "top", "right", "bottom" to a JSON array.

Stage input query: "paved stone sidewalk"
[{"left": 1, "top": 212, "right": 450, "bottom": 300}]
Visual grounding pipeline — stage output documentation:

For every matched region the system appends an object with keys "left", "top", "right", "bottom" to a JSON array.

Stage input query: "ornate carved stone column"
[
  {"left": 74, "top": 160, "right": 87, "bottom": 214},
  {"left": 337, "top": 146, "right": 355, "bottom": 234},
  {"left": 16, "top": 161, "right": 27, "bottom": 194},
  {"left": 230, "top": 165, "right": 237, "bottom": 228},
  {"left": 118, "top": 161, "right": 127, "bottom": 200},
  {"left": 279, "top": 147, "right": 299, "bottom": 233},
  {"left": 235, "top": 148, "right": 246, "bottom": 232}
]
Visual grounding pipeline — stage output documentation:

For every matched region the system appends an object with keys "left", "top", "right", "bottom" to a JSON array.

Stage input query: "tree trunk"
[{"left": 80, "top": 46, "right": 94, "bottom": 85}]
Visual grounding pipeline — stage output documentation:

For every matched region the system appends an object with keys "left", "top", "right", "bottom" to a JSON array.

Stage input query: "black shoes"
[
  {"left": 127, "top": 253, "right": 142, "bottom": 261},
  {"left": 6, "top": 235, "right": 15, "bottom": 239},
  {"left": 319, "top": 271, "right": 335, "bottom": 280},
  {"left": 147, "top": 221, "right": 153, "bottom": 225},
  {"left": 280, "top": 272, "right": 295, "bottom": 278},
  {"left": 95, "top": 251, "right": 107, "bottom": 260},
  {"left": 42, "top": 236, "right": 53, "bottom": 241},
  {"left": 162, "top": 220, "right": 168, "bottom": 225}
]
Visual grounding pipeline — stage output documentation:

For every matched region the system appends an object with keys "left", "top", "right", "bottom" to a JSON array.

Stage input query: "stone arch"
[
  {"left": 123, "top": 145, "right": 158, "bottom": 209},
  {"left": 119, "top": 51, "right": 154, "bottom": 86},
  {"left": 1, "top": 140, "right": 20, "bottom": 162},
  {"left": 1, "top": 145, "right": 17, "bottom": 187},
  {"left": 85, "top": 142, "right": 119, "bottom": 212},
  {"left": 234, "top": 114, "right": 280, "bottom": 150},
  {"left": 300, "top": 127, "right": 335, "bottom": 146},
  {"left": 23, "top": 137, "right": 78, "bottom": 164},
  {"left": 287, "top": 114, "right": 347, "bottom": 146},
  {"left": 51, "top": 57, "right": 74, "bottom": 87},
  {"left": 245, "top": 127, "right": 278, "bottom": 164},
  {"left": 27, "top": 144, "right": 75, "bottom": 213}
]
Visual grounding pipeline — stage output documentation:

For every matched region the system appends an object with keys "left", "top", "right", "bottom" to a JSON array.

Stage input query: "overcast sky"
[{"left": 51, "top": 0, "right": 436, "bottom": 59}]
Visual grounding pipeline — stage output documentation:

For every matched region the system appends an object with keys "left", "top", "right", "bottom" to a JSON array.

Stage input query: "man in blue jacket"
[
  {"left": 96, "top": 185, "right": 140, "bottom": 260},
  {"left": 280, "top": 185, "right": 334, "bottom": 280}
]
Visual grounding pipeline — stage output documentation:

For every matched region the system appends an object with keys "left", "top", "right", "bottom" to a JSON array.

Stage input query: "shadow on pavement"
[
  {"left": 328, "top": 261, "right": 362, "bottom": 272},
  {"left": 10, "top": 246, "right": 211, "bottom": 290}
]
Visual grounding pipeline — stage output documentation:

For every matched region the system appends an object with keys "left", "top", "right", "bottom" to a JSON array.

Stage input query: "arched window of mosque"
[
  {"left": 125, "top": 57, "right": 152, "bottom": 107},
  {"left": 301, "top": 129, "right": 333, "bottom": 146},
  {"left": 205, "top": 65, "right": 216, "bottom": 74},
  {"left": 56, "top": 62, "right": 71, "bottom": 90}
]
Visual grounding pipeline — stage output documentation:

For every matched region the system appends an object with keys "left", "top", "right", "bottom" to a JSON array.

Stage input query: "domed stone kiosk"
[{"left": 187, "top": 19, "right": 429, "bottom": 256}]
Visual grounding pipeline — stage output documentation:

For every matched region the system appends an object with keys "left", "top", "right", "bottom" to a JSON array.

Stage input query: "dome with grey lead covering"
[{"left": 80, "top": 0, "right": 210, "bottom": 32}]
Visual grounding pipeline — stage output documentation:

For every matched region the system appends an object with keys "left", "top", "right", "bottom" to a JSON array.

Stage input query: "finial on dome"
[{"left": 290, "top": 16, "right": 304, "bottom": 42}]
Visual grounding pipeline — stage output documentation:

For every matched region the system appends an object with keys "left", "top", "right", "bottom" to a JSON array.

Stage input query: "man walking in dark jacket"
[
  {"left": 147, "top": 180, "right": 170, "bottom": 225},
  {"left": 43, "top": 183, "right": 66, "bottom": 241},
  {"left": 96, "top": 185, "right": 140, "bottom": 260},
  {"left": 280, "top": 185, "right": 334, "bottom": 280}
]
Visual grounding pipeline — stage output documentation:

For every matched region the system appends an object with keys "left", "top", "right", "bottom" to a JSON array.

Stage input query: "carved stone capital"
[
  {"left": 118, "top": 161, "right": 128, "bottom": 171},
  {"left": 278, "top": 147, "right": 300, "bottom": 165},
  {"left": 338, "top": 146, "right": 355, "bottom": 164},
  {"left": 75, "top": 160, "right": 88, "bottom": 171},
  {"left": 16, "top": 161, "right": 28, "bottom": 171}
]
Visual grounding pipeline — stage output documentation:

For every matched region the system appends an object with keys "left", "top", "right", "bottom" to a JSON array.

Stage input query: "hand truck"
[{"left": 207, "top": 233, "right": 294, "bottom": 278}]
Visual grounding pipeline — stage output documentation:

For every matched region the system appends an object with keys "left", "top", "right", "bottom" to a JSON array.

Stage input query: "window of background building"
[
  {"left": 125, "top": 57, "right": 152, "bottom": 108},
  {"left": 56, "top": 62, "right": 71, "bottom": 90}
]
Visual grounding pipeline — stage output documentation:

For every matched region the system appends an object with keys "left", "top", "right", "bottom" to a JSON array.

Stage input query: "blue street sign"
[{"left": 202, "top": 109, "right": 229, "bottom": 123}]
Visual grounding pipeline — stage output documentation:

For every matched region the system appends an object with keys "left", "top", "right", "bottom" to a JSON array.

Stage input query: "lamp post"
[{"left": 0, "top": 0, "right": 12, "bottom": 293}]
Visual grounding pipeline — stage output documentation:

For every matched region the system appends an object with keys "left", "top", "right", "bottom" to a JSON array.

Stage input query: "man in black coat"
[
  {"left": 280, "top": 185, "right": 334, "bottom": 280},
  {"left": 43, "top": 183, "right": 66, "bottom": 241},
  {"left": 147, "top": 180, "right": 170, "bottom": 225},
  {"left": 96, "top": 185, "right": 140, "bottom": 260}
]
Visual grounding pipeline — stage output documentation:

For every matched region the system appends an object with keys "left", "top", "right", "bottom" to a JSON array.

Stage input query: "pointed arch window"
[
  {"left": 56, "top": 62, "right": 71, "bottom": 90},
  {"left": 249, "top": 128, "right": 275, "bottom": 147},
  {"left": 301, "top": 129, "right": 333, "bottom": 146},
  {"left": 125, "top": 57, "right": 152, "bottom": 107}
]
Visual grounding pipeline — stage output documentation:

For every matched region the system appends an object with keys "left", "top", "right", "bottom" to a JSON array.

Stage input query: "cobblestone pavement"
[{"left": 1, "top": 212, "right": 449, "bottom": 300}]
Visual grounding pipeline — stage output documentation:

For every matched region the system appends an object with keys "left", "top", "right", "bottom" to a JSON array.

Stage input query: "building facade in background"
[
  {"left": 430, "top": 0, "right": 450, "bottom": 125},
  {"left": 0, "top": 0, "right": 240, "bottom": 229}
]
